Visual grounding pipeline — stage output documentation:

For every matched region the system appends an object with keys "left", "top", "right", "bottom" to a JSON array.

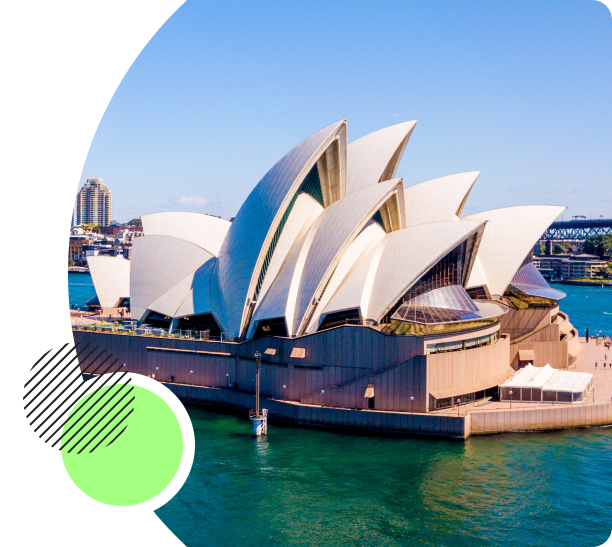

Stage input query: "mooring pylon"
[{"left": 249, "top": 350, "right": 267, "bottom": 436}]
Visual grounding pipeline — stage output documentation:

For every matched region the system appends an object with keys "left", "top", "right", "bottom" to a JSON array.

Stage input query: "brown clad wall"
[
  {"left": 499, "top": 306, "right": 556, "bottom": 341},
  {"left": 426, "top": 335, "right": 512, "bottom": 406}
]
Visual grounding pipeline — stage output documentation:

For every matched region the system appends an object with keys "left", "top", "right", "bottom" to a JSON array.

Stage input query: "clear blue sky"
[{"left": 79, "top": 0, "right": 612, "bottom": 223}]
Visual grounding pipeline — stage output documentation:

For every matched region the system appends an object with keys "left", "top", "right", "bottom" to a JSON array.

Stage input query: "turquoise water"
[
  {"left": 558, "top": 283, "right": 612, "bottom": 337},
  {"left": 68, "top": 272, "right": 95, "bottom": 308},
  {"left": 156, "top": 408, "right": 612, "bottom": 547}
]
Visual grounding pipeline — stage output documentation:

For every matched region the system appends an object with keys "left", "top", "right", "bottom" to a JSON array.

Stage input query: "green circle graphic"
[{"left": 62, "top": 384, "right": 183, "bottom": 506}]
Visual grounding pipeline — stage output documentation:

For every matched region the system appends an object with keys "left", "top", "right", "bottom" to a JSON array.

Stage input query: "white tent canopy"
[
  {"left": 542, "top": 370, "right": 594, "bottom": 393},
  {"left": 499, "top": 364, "right": 593, "bottom": 404},
  {"left": 500, "top": 364, "right": 556, "bottom": 389}
]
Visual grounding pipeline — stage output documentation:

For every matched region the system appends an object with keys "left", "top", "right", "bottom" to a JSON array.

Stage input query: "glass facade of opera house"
[{"left": 73, "top": 119, "right": 584, "bottom": 422}]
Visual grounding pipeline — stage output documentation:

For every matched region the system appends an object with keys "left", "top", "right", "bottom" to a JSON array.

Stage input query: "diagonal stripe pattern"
[{"left": 49, "top": 356, "right": 135, "bottom": 454}]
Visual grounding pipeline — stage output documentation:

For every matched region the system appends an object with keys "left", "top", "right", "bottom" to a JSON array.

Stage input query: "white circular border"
[{"left": 75, "top": 372, "right": 195, "bottom": 512}]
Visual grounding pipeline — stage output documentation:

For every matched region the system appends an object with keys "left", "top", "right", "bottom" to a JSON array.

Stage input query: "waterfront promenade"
[
  {"left": 70, "top": 307, "right": 130, "bottom": 325},
  {"left": 462, "top": 337, "right": 612, "bottom": 435},
  {"left": 432, "top": 337, "right": 612, "bottom": 417}
]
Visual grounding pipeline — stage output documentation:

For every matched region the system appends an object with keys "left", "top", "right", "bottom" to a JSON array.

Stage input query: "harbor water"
[
  {"left": 155, "top": 408, "right": 612, "bottom": 547},
  {"left": 69, "top": 275, "right": 612, "bottom": 546},
  {"left": 556, "top": 282, "right": 612, "bottom": 338},
  {"left": 68, "top": 272, "right": 95, "bottom": 309}
]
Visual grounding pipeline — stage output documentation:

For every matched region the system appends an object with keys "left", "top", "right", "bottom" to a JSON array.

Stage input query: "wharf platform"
[{"left": 461, "top": 338, "right": 612, "bottom": 435}]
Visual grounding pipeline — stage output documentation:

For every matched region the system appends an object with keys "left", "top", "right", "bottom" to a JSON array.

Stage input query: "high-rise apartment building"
[{"left": 75, "top": 178, "right": 113, "bottom": 227}]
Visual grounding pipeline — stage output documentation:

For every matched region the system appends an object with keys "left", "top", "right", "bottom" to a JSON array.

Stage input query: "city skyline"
[{"left": 79, "top": 0, "right": 612, "bottom": 224}]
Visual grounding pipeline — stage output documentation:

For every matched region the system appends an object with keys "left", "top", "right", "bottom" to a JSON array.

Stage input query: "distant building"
[
  {"left": 100, "top": 223, "right": 143, "bottom": 237},
  {"left": 68, "top": 236, "right": 88, "bottom": 266},
  {"left": 75, "top": 178, "right": 113, "bottom": 227},
  {"left": 532, "top": 253, "right": 607, "bottom": 279}
]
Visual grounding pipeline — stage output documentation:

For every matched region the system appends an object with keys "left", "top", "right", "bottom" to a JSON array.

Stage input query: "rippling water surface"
[
  {"left": 558, "top": 283, "right": 612, "bottom": 337},
  {"left": 156, "top": 407, "right": 612, "bottom": 547},
  {"left": 68, "top": 272, "right": 95, "bottom": 308}
]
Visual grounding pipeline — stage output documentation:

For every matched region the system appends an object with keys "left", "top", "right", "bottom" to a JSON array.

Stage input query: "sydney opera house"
[{"left": 73, "top": 119, "right": 583, "bottom": 428}]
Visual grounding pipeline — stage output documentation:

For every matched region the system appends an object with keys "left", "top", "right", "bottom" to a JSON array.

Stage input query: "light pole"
[
  {"left": 321, "top": 389, "right": 325, "bottom": 407},
  {"left": 226, "top": 373, "right": 229, "bottom": 389},
  {"left": 509, "top": 390, "right": 513, "bottom": 410},
  {"left": 283, "top": 384, "right": 286, "bottom": 402},
  {"left": 410, "top": 396, "right": 414, "bottom": 413},
  {"left": 457, "top": 398, "right": 461, "bottom": 417}
]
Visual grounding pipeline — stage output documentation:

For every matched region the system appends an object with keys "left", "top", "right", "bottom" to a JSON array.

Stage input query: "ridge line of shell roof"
[
  {"left": 403, "top": 170, "right": 481, "bottom": 189},
  {"left": 214, "top": 119, "right": 347, "bottom": 339}
]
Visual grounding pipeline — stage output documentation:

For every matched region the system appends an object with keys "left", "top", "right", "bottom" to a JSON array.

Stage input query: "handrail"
[{"left": 72, "top": 323, "right": 227, "bottom": 342}]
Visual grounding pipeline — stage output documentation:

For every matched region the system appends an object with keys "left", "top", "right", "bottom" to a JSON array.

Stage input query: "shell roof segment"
[
  {"left": 323, "top": 220, "right": 486, "bottom": 323},
  {"left": 404, "top": 172, "right": 479, "bottom": 228},
  {"left": 251, "top": 179, "right": 404, "bottom": 337},
  {"left": 304, "top": 220, "right": 386, "bottom": 333},
  {"left": 147, "top": 257, "right": 217, "bottom": 319},
  {"left": 130, "top": 235, "right": 213, "bottom": 322},
  {"left": 87, "top": 255, "right": 130, "bottom": 308},
  {"left": 347, "top": 121, "right": 416, "bottom": 195},
  {"left": 255, "top": 193, "right": 325, "bottom": 307},
  {"left": 464, "top": 205, "right": 566, "bottom": 297},
  {"left": 292, "top": 178, "right": 405, "bottom": 335},
  {"left": 141, "top": 211, "right": 230, "bottom": 256},
  {"left": 215, "top": 119, "right": 347, "bottom": 339}
]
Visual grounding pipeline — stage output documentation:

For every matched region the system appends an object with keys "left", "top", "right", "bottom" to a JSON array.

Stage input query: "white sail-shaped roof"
[
  {"left": 304, "top": 221, "right": 386, "bottom": 333},
  {"left": 293, "top": 178, "right": 405, "bottom": 335},
  {"left": 347, "top": 121, "right": 416, "bottom": 195},
  {"left": 173, "top": 258, "right": 218, "bottom": 318},
  {"left": 255, "top": 193, "right": 324, "bottom": 305},
  {"left": 246, "top": 224, "right": 311, "bottom": 339},
  {"left": 251, "top": 179, "right": 405, "bottom": 336},
  {"left": 147, "top": 258, "right": 216, "bottom": 319},
  {"left": 464, "top": 205, "right": 565, "bottom": 297},
  {"left": 214, "top": 119, "right": 347, "bottom": 339},
  {"left": 141, "top": 212, "right": 230, "bottom": 256},
  {"left": 404, "top": 172, "right": 479, "bottom": 228},
  {"left": 322, "top": 220, "right": 485, "bottom": 323},
  {"left": 87, "top": 255, "right": 130, "bottom": 308},
  {"left": 130, "top": 235, "right": 213, "bottom": 321}
]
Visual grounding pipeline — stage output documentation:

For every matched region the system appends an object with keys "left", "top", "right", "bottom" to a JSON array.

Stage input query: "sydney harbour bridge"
[{"left": 539, "top": 218, "right": 612, "bottom": 241}]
